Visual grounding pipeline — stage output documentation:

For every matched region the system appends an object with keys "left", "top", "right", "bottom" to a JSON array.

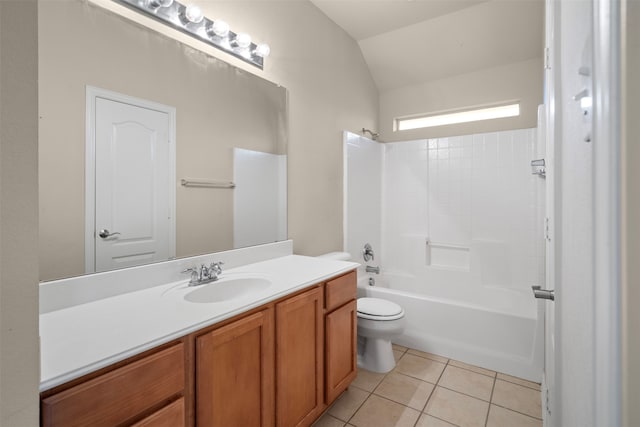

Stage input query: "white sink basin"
[{"left": 184, "top": 277, "right": 272, "bottom": 303}]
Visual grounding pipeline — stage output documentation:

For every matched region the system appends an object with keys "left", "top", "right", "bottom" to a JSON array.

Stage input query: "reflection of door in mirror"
[{"left": 87, "top": 88, "right": 176, "bottom": 273}]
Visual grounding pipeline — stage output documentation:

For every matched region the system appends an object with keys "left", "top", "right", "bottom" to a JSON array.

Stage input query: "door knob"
[
  {"left": 532, "top": 285, "right": 555, "bottom": 301},
  {"left": 98, "top": 229, "right": 121, "bottom": 239}
]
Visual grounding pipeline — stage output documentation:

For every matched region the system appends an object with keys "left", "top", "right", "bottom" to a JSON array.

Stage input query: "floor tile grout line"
[
  {"left": 447, "top": 361, "right": 496, "bottom": 379},
  {"left": 343, "top": 389, "right": 372, "bottom": 426},
  {"left": 435, "top": 384, "right": 493, "bottom": 403},
  {"left": 352, "top": 393, "right": 423, "bottom": 425},
  {"left": 489, "top": 402, "right": 544, "bottom": 421},
  {"left": 400, "top": 351, "right": 449, "bottom": 366},
  {"left": 369, "top": 389, "right": 429, "bottom": 414},
  {"left": 369, "top": 367, "right": 437, "bottom": 414},
  {"left": 484, "top": 375, "right": 497, "bottom": 427},
  {"left": 404, "top": 351, "right": 449, "bottom": 365},
  {"left": 418, "top": 378, "right": 437, "bottom": 414},
  {"left": 495, "top": 376, "right": 542, "bottom": 391},
  {"left": 424, "top": 413, "right": 462, "bottom": 427}
]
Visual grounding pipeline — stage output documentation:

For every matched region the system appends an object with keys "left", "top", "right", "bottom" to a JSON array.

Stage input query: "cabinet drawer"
[
  {"left": 41, "top": 343, "right": 185, "bottom": 427},
  {"left": 132, "top": 398, "right": 185, "bottom": 427},
  {"left": 325, "top": 271, "right": 357, "bottom": 312}
]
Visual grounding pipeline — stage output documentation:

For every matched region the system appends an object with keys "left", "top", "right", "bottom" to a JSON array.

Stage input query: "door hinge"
[
  {"left": 545, "top": 217, "right": 551, "bottom": 242},
  {"left": 544, "top": 47, "right": 551, "bottom": 70}
]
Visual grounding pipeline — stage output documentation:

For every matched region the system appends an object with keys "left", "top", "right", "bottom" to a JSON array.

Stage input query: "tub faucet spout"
[{"left": 366, "top": 265, "right": 380, "bottom": 274}]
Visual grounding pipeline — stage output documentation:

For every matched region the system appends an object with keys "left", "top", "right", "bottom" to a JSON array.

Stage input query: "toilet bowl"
[
  {"left": 317, "top": 252, "right": 406, "bottom": 373},
  {"left": 356, "top": 297, "right": 406, "bottom": 373}
]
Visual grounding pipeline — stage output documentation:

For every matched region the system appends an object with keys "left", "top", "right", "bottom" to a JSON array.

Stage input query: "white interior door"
[{"left": 87, "top": 88, "right": 176, "bottom": 273}]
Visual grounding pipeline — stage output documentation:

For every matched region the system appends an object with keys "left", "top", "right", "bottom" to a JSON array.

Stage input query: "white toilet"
[
  {"left": 357, "top": 297, "right": 405, "bottom": 373},
  {"left": 317, "top": 251, "right": 406, "bottom": 373}
]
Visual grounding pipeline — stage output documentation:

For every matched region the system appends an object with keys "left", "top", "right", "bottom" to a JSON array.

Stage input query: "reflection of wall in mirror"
[{"left": 38, "top": 0, "right": 287, "bottom": 281}]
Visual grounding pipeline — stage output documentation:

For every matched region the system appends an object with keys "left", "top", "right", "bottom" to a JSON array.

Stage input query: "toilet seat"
[{"left": 357, "top": 297, "right": 405, "bottom": 321}]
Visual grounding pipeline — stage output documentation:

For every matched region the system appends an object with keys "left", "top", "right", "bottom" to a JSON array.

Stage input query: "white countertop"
[{"left": 40, "top": 254, "right": 358, "bottom": 391}]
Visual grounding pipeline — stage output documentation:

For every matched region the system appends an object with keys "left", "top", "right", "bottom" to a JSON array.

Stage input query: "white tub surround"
[
  {"left": 39, "top": 241, "right": 358, "bottom": 391},
  {"left": 345, "top": 128, "right": 545, "bottom": 382}
]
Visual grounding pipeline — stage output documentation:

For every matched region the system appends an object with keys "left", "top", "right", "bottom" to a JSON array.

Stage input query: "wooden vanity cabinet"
[
  {"left": 40, "top": 269, "right": 357, "bottom": 427},
  {"left": 324, "top": 271, "right": 358, "bottom": 405},
  {"left": 195, "top": 308, "right": 275, "bottom": 427},
  {"left": 275, "top": 286, "right": 324, "bottom": 427}
]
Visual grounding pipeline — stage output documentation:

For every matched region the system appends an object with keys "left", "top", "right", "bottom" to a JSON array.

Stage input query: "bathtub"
[{"left": 358, "top": 274, "right": 543, "bottom": 382}]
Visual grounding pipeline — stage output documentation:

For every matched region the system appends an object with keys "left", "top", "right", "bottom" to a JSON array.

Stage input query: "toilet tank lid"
[
  {"left": 317, "top": 251, "right": 352, "bottom": 261},
  {"left": 357, "top": 297, "right": 403, "bottom": 317}
]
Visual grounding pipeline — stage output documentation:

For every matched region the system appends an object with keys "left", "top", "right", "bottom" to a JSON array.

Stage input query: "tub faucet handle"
[{"left": 363, "top": 243, "right": 375, "bottom": 262}]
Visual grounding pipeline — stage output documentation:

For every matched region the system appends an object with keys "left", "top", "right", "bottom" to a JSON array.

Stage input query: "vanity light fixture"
[
  {"left": 209, "top": 20, "right": 229, "bottom": 38},
  {"left": 183, "top": 4, "right": 204, "bottom": 24},
  {"left": 114, "top": 0, "right": 270, "bottom": 69},
  {"left": 146, "top": 0, "right": 173, "bottom": 8},
  {"left": 254, "top": 44, "right": 271, "bottom": 58},
  {"left": 234, "top": 33, "right": 252, "bottom": 49},
  {"left": 395, "top": 102, "right": 520, "bottom": 131}
]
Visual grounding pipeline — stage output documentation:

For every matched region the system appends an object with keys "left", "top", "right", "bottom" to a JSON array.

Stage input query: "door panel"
[
  {"left": 196, "top": 309, "right": 275, "bottom": 427},
  {"left": 325, "top": 300, "right": 357, "bottom": 404},
  {"left": 275, "top": 287, "right": 324, "bottom": 427},
  {"left": 94, "top": 96, "right": 174, "bottom": 272}
]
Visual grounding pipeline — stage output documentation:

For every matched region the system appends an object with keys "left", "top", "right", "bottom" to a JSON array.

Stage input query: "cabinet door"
[
  {"left": 275, "top": 287, "right": 324, "bottom": 427},
  {"left": 325, "top": 300, "right": 357, "bottom": 404},
  {"left": 196, "top": 309, "right": 275, "bottom": 427},
  {"left": 132, "top": 398, "right": 185, "bottom": 427}
]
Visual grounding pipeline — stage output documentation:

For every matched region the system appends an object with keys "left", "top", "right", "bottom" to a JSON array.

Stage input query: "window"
[{"left": 395, "top": 103, "right": 520, "bottom": 131}]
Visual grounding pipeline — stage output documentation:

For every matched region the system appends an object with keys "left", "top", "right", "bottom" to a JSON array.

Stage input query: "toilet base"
[{"left": 357, "top": 336, "right": 396, "bottom": 373}]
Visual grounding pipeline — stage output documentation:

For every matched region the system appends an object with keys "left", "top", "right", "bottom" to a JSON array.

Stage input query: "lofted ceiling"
[{"left": 309, "top": 0, "right": 544, "bottom": 91}]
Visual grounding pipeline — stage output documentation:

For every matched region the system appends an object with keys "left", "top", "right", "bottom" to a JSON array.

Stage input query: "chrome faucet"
[
  {"left": 182, "top": 261, "right": 224, "bottom": 286},
  {"left": 363, "top": 243, "right": 375, "bottom": 262},
  {"left": 365, "top": 265, "right": 380, "bottom": 274}
]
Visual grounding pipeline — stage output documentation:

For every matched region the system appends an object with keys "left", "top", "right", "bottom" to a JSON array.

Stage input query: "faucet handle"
[
  {"left": 210, "top": 261, "right": 224, "bottom": 275},
  {"left": 200, "top": 264, "right": 210, "bottom": 279},
  {"left": 363, "top": 243, "right": 375, "bottom": 262},
  {"left": 181, "top": 267, "right": 199, "bottom": 283}
]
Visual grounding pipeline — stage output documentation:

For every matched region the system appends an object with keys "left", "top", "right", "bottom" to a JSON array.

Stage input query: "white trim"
[
  {"left": 342, "top": 131, "right": 349, "bottom": 252},
  {"left": 592, "top": 0, "right": 622, "bottom": 425},
  {"left": 85, "top": 86, "right": 177, "bottom": 274}
]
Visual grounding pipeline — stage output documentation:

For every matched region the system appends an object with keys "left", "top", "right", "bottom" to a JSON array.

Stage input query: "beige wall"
[
  {"left": 39, "top": 1, "right": 287, "bottom": 281},
  {"left": 622, "top": 0, "right": 639, "bottom": 425},
  {"left": 378, "top": 57, "right": 544, "bottom": 142},
  {"left": 0, "top": 1, "right": 40, "bottom": 425}
]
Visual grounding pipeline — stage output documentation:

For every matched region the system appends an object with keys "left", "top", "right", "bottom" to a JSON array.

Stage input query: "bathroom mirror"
[{"left": 38, "top": 0, "right": 288, "bottom": 282}]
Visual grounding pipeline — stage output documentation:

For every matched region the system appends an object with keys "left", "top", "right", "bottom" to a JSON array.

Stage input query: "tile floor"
[{"left": 315, "top": 344, "right": 542, "bottom": 427}]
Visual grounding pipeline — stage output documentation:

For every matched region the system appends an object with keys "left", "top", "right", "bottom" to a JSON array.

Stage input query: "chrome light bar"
[{"left": 114, "top": 0, "right": 269, "bottom": 69}]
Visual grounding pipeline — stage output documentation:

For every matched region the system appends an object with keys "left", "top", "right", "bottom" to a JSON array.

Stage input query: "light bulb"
[
  {"left": 235, "top": 33, "right": 252, "bottom": 49},
  {"left": 146, "top": 0, "right": 173, "bottom": 7},
  {"left": 210, "top": 20, "right": 229, "bottom": 37},
  {"left": 184, "top": 4, "right": 204, "bottom": 24},
  {"left": 254, "top": 43, "right": 270, "bottom": 58}
]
